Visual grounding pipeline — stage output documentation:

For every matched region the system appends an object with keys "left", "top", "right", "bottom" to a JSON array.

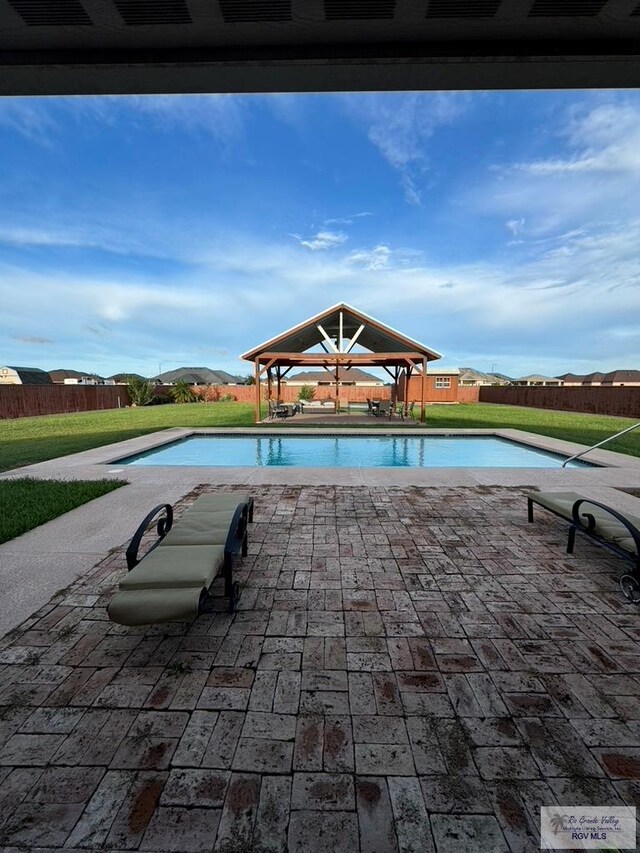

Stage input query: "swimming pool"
[{"left": 116, "top": 435, "right": 593, "bottom": 468}]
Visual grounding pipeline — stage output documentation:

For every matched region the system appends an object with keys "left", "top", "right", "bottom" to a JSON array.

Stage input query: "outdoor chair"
[
  {"left": 389, "top": 402, "right": 404, "bottom": 420},
  {"left": 527, "top": 490, "right": 640, "bottom": 602},
  {"left": 406, "top": 402, "right": 416, "bottom": 420},
  {"left": 107, "top": 493, "right": 254, "bottom": 626}
]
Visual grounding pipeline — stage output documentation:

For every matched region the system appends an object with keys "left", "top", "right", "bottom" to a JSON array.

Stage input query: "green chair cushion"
[
  {"left": 108, "top": 587, "right": 202, "bottom": 626},
  {"left": 120, "top": 544, "right": 224, "bottom": 590},
  {"left": 190, "top": 494, "right": 249, "bottom": 512},
  {"left": 160, "top": 510, "right": 238, "bottom": 546}
]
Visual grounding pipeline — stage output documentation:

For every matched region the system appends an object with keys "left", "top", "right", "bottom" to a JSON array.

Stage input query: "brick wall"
[{"left": 479, "top": 386, "right": 640, "bottom": 418}]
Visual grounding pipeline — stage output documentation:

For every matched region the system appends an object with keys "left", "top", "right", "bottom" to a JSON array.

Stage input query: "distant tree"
[
  {"left": 298, "top": 385, "right": 315, "bottom": 402},
  {"left": 126, "top": 376, "right": 155, "bottom": 407},
  {"left": 243, "top": 375, "right": 256, "bottom": 385},
  {"left": 169, "top": 379, "right": 196, "bottom": 404}
]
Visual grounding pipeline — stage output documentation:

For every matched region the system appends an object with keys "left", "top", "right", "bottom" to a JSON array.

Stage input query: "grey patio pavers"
[{"left": 0, "top": 484, "right": 640, "bottom": 851}]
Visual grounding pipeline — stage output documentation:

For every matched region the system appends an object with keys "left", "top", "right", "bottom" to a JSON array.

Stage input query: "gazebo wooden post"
[
  {"left": 254, "top": 358, "right": 261, "bottom": 423},
  {"left": 267, "top": 367, "right": 273, "bottom": 407},
  {"left": 420, "top": 358, "right": 427, "bottom": 423},
  {"left": 276, "top": 366, "right": 281, "bottom": 404},
  {"left": 335, "top": 359, "right": 339, "bottom": 413}
]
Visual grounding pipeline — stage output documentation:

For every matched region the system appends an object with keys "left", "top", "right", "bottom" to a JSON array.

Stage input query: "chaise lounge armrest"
[{"left": 569, "top": 498, "right": 640, "bottom": 562}]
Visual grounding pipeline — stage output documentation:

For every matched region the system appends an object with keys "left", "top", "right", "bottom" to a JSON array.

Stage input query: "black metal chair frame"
[
  {"left": 125, "top": 497, "right": 254, "bottom": 612},
  {"left": 527, "top": 495, "right": 640, "bottom": 603}
]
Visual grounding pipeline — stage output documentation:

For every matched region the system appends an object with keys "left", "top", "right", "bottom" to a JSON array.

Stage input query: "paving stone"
[
  {"left": 288, "top": 810, "right": 358, "bottom": 853},
  {"left": 273, "top": 670, "right": 301, "bottom": 714},
  {"left": 196, "top": 686, "right": 250, "bottom": 711},
  {"left": 474, "top": 747, "right": 542, "bottom": 780},
  {"left": 301, "top": 670, "right": 348, "bottom": 692},
  {"left": 294, "top": 715, "right": 324, "bottom": 771},
  {"left": 66, "top": 769, "right": 136, "bottom": 848},
  {"left": 255, "top": 775, "right": 291, "bottom": 852},
  {"left": 348, "top": 672, "right": 376, "bottom": 715},
  {"left": 353, "top": 715, "right": 408, "bottom": 744},
  {"left": 356, "top": 744, "right": 415, "bottom": 776},
  {"left": 591, "top": 748, "right": 640, "bottom": 779},
  {"left": 242, "top": 711, "right": 296, "bottom": 741},
  {"left": 300, "top": 690, "right": 350, "bottom": 715},
  {"left": 323, "top": 715, "right": 354, "bottom": 772},
  {"left": 291, "top": 772, "right": 355, "bottom": 810},
  {"left": 388, "top": 776, "right": 435, "bottom": 853},
  {"left": 461, "top": 717, "right": 523, "bottom": 747},
  {"left": 405, "top": 717, "right": 447, "bottom": 774},
  {"left": 420, "top": 774, "right": 490, "bottom": 813},
  {"left": 431, "top": 814, "right": 509, "bottom": 853},
  {"left": 106, "top": 770, "right": 168, "bottom": 849},
  {"left": 161, "top": 769, "right": 230, "bottom": 807},
  {"left": 1, "top": 802, "right": 84, "bottom": 847},
  {"left": 214, "top": 772, "right": 261, "bottom": 851},
  {"left": 172, "top": 710, "right": 219, "bottom": 767},
  {"left": 28, "top": 765, "right": 104, "bottom": 803},
  {"left": 0, "top": 767, "right": 43, "bottom": 818},
  {"left": 232, "top": 738, "right": 293, "bottom": 773},
  {"left": 141, "top": 806, "right": 221, "bottom": 852},
  {"left": 0, "top": 734, "right": 66, "bottom": 766},
  {"left": 356, "top": 776, "right": 399, "bottom": 853},
  {"left": 248, "top": 670, "right": 278, "bottom": 712}
]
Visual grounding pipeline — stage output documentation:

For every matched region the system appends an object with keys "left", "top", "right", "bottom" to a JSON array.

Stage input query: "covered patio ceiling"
[{"left": 241, "top": 303, "right": 441, "bottom": 422}]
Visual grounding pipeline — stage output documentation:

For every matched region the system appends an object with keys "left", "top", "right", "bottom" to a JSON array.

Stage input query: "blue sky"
[{"left": 1, "top": 89, "right": 639, "bottom": 379}]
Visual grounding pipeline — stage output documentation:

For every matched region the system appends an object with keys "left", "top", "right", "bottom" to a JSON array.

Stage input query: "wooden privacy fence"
[
  {"left": 0, "top": 385, "right": 130, "bottom": 419},
  {"left": 479, "top": 386, "right": 640, "bottom": 418}
]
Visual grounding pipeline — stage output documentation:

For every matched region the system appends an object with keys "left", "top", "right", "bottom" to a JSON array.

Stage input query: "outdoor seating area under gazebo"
[{"left": 241, "top": 303, "right": 442, "bottom": 423}]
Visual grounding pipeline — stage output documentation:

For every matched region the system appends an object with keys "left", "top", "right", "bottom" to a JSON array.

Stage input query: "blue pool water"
[{"left": 117, "top": 435, "right": 593, "bottom": 468}]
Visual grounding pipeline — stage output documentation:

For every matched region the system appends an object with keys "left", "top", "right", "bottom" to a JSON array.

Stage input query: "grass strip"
[{"left": 0, "top": 478, "right": 127, "bottom": 544}]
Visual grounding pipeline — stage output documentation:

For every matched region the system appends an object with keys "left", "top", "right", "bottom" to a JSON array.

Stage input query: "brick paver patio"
[{"left": 1, "top": 485, "right": 639, "bottom": 852}]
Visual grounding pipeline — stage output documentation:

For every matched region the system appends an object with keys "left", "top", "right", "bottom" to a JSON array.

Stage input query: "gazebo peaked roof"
[{"left": 240, "top": 303, "right": 442, "bottom": 363}]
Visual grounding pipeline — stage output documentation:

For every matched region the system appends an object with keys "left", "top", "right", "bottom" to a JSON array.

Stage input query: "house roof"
[
  {"left": 153, "top": 367, "right": 242, "bottom": 385},
  {"left": 601, "top": 370, "right": 640, "bottom": 383},
  {"left": 426, "top": 366, "right": 460, "bottom": 376},
  {"left": 241, "top": 303, "right": 441, "bottom": 363},
  {"left": 108, "top": 373, "right": 145, "bottom": 383},
  {"left": 4, "top": 366, "right": 52, "bottom": 385},
  {"left": 286, "top": 368, "right": 383, "bottom": 383},
  {"left": 515, "top": 374, "right": 560, "bottom": 382},
  {"left": 48, "top": 369, "right": 105, "bottom": 382}
]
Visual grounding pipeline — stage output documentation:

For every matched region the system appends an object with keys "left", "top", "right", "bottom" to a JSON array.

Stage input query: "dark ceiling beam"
[{"left": 1, "top": 39, "right": 640, "bottom": 95}]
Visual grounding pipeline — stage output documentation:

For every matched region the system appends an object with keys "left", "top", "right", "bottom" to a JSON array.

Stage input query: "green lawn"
[
  {"left": 0, "top": 478, "right": 127, "bottom": 545},
  {"left": 0, "top": 402, "right": 638, "bottom": 473}
]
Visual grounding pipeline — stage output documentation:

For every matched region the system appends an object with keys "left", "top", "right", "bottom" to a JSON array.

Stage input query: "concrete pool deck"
[{"left": 1, "top": 426, "right": 639, "bottom": 640}]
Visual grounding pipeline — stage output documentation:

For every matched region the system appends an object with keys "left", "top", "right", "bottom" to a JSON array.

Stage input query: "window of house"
[{"left": 435, "top": 377, "right": 451, "bottom": 388}]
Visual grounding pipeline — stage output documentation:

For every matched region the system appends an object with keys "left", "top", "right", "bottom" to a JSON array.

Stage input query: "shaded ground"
[{"left": 0, "top": 485, "right": 639, "bottom": 852}]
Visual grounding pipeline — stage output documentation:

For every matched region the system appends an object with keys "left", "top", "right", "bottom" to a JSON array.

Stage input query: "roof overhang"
[
  {"left": 2, "top": 0, "right": 640, "bottom": 96},
  {"left": 241, "top": 303, "right": 441, "bottom": 363}
]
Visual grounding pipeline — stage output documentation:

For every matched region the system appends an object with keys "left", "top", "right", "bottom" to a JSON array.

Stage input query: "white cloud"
[
  {"left": 342, "top": 93, "right": 471, "bottom": 205},
  {"left": 346, "top": 245, "right": 391, "bottom": 271},
  {"left": 293, "top": 230, "right": 348, "bottom": 251}
]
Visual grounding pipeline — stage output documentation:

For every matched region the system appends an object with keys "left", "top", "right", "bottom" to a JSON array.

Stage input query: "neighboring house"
[
  {"left": 152, "top": 367, "right": 243, "bottom": 386},
  {"left": 63, "top": 376, "right": 114, "bottom": 385},
  {"left": 284, "top": 368, "right": 385, "bottom": 388},
  {"left": 108, "top": 373, "right": 146, "bottom": 384},
  {"left": 425, "top": 367, "right": 460, "bottom": 390},
  {"left": 458, "top": 367, "right": 510, "bottom": 387},
  {"left": 558, "top": 370, "right": 640, "bottom": 386},
  {"left": 0, "top": 366, "right": 52, "bottom": 385},
  {"left": 512, "top": 374, "right": 563, "bottom": 386},
  {"left": 491, "top": 372, "right": 514, "bottom": 384},
  {"left": 49, "top": 369, "right": 87, "bottom": 384}
]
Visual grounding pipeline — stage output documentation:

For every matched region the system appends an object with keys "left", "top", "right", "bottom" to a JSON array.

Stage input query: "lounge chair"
[
  {"left": 108, "top": 493, "right": 254, "bottom": 626},
  {"left": 527, "top": 491, "right": 640, "bottom": 602}
]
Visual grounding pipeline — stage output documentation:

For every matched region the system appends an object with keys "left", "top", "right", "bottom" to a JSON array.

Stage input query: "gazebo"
[{"left": 240, "top": 303, "right": 442, "bottom": 423}]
